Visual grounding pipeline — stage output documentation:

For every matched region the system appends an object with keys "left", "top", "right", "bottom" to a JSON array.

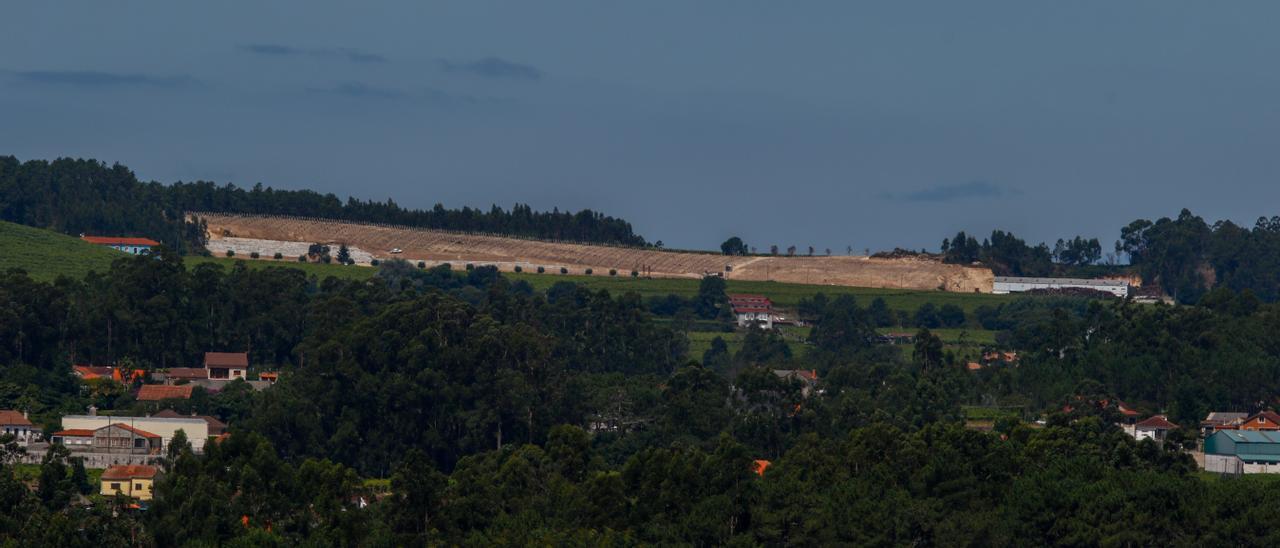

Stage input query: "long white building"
[
  {"left": 992, "top": 276, "right": 1129, "bottom": 298},
  {"left": 61, "top": 415, "right": 210, "bottom": 453}
]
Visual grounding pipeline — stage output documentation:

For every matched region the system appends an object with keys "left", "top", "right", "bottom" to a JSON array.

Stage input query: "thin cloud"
[
  {"left": 886, "top": 181, "right": 1015, "bottom": 203},
  {"left": 439, "top": 57, "right": 542, "bottom": 81},
  {"left": 9, "top": 70, "right": 199, "bottom": 88},
  {"left": 307, "top": 82, "right": 405, "bottom": 100},
  {"left": 240, "top": 44, "right": 387, "bottom": 64},
  {"left": 306, "top": 82, "right": 487, "bottom": 107}
]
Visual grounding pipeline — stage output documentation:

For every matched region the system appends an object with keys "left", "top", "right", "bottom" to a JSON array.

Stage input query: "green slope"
[{"left": 0, "top": 220, "right": 124, "bottom": 280}]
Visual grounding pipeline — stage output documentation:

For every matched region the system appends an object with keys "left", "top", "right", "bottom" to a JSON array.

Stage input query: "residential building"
[
  {"left": 0, "top": 410, "right": 34, "bottom": 445},
  {"left": 1204, "top": 430, "right": 1280, "bottom": 474},
  {"left": 204, "top": 352, "right": 249, "bottom": 380},
  {"left": 50, "top": 429, "right": 95, "bottom": 450},
  {"left": 1201, "top": 411, "right": 1249, "bottom": 437},
  {"left": 136, "top": 384, "right": 194, "bottom": 401},
  {"left": 729, "top": 294, "right": 775, "bottom": 329},
  {"left": 992, "top": 276, "right": 1129, "bottom": 298},
  {"left": 92, "top": 424, "right": 162, "bottom": 455},
  {"left": 100, "top": 465, "right": 159, "bottom": 500},
  {"left": 61, "top": 415, "right": 209, "bottom": 453},
  {"left": 154, "top": 367, "right": 208, "bottom": 385},
  {"left": 73, "top": 365, "right": 146, "bottom": 383},
  {"left": 80, "top": 236, "right": 160, "bottom": 255},
  {"left": 153, "top": 409, "right": 227, "bottom": 436},
  {"left": 258, "top": 372, "right": 279, "bottom": 385},
  {"left": 1238, "top": 411, "right": 1280, "bottom": 431},
  {"left": 1133, "top": 415, "right": 1179, "bottom": 445}
]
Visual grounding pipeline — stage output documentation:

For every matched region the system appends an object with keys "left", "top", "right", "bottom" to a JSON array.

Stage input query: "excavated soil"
[{"left": 196, "top": 213, "right": 994, "bottom": 293}]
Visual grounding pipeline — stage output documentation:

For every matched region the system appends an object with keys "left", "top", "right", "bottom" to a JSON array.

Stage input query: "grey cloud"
[
  {"left": 439, "top": 57, "right": 542, "bottom": 81},
  {"left": 240, "top": 44, "right": 387, "bottom": 64},
  {"left": 307, "top": 82, "right": 405, "bottom": 100},
  {"left": 307, "top": 82, "right": 487, "bottom": 107},
  {"left": 9, "top": 70, "right": 199, "bottom": 88},
  {"left": 886, "top": 181, "right": 1014, "bottom": 203}
]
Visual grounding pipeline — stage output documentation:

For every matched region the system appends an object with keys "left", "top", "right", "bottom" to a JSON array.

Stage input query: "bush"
[
  {"left": 514, "top": 265, "right": 523, "bottom": 273},
  {"left": 585, "top": 268, "right": 593, "bottom": 275},
  {"left": 370, "top": 259, "right": 380, "bottom": 266},
  {"left": 609, "top": 269, "right": 617, "bottom": 276},
  {"left": 939, "top": 303, "right": 966, "bottom": 328},
  {"left": 560, "top": 267, "right": 568, "bottom": 274},
  {"left": 441, "top": 263, "right": 451, "bottom": 270},
  {"left": 417, "top": 261, "right": 426, "bottom": 269},
  {"left": 225, "top": 249, "right": 235, "bottom": 257},
  {"left": 273, "top": 252, "right": 283, "bottom": 260},
  {"left": 297, "top": 255, "right": 307, "bottom": 262},
  {"left": 631, "top": 270, "right": 639, "bottom": 277},
  {"left": 537, "top": 266, "right": 546, "bottom": 274},
  {"left": 466, "top": 263, "right": 475, "bottom": 271},
  {"left": 250, "top": 251, "right": 260, "bottom": 259},
  {"left": 321, "top": 256, "right": 332, "bottom": 264}
]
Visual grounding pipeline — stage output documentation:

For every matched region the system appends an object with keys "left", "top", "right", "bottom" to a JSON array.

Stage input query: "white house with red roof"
[
  {"left": 80, "top": 235, "right": 160, "bottom": 255},
  {"left": 729, "top": 294, "right": 775, "bottom": 329},
  {"left": 0, "top": 410, "right": 35, "bottom": 446},
  {"left": 204, "top": 352, "right": 249, "bottom": 380},
  {"left": 1133, "top": 415, "right": 1179, "bottom": 445}
]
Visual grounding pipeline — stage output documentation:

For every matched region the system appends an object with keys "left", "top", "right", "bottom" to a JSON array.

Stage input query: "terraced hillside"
[{"left": 197, "top": 213, "right": 995, "bottom": 292}]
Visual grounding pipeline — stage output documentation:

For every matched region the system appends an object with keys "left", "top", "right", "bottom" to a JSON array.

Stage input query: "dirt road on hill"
[{"left": 196, "top": 213, "right": 995, "bottom": 292}]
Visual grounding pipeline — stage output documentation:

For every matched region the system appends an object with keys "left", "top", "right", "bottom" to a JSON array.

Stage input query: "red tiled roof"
[
  {"left": 109, "top": 423, "right": 161, "bottom": 439},
  {"left": 137, "top": 384, "right": 194, "bottom": 401},
  {"left": 733, "top": 305, "right": 773, "bottom": 313},
  {"left": 1242, "top": 411, "right": 1280, "bottom": 430},
  {"left": 0, "top": 410, "right": 31, "bottom": 426},
  {"left": 163, "top": 367, "right": 209, "bottom": 380},
  {"left": 752, "top": 459, "right": 771, "bottom": 476},
  {"left": 966, "top": 362, "right": 983, "bottom": 371},
  {"left": 74, "top": 365, "right": 115, "bottom": 379},
  {"left": 101, "top": 465, "right": 158, "bottom": 480},
  {"left": 81, "top": 236, "right": 161, "bottom": 246},
  {"left": 53, "top": 429, "right": 95, "bottom": 437},
  {"left": 204, "top": 352, "right": 249, "bottom": 368},
  {"left": 1135, "top": 415, "right": 1179, "bottom": 430}
]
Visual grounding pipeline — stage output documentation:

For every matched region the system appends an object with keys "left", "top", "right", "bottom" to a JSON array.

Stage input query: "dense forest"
[
  {"left": 4, "top": 250, "right": 1280, "bottom": 543},
  {"left": 0, "top": 156, "right": 647, "bottom": 250}
]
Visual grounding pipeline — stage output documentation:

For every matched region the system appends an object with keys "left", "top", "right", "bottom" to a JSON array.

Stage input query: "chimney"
[
  {"left": 22, "top": 410, "right": 28, "bottom": 419},
  {"left": 88, "top": 404, "right": 98, "bottom": 416}
]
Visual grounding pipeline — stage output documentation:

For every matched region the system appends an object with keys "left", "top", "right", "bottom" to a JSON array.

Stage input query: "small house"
[
  {"left": 1239, "top": 411, "right": 1280, "bottom": 431},
  {"left": 729, "top": 294, "right": 775, "bottom": 329},
  {"left": 1133, "top": 415, "right": 1179, "bottom": 445},
  {"left": 155, "top": 367, "right": 208, "bottom": 385},
  {"left": 93, "top": 423, "right": 162, "bottom": 455},
  {"left": 50, "top": 429, "right": 95, "bottom": 451},
  {"left": 100, "top": 465, "right": 159, "bottom": 500},
  {"left": 80, "top": 236, "right": 160, "bottom": 255},
  {"left": 0, "top": 410, "right": 34, "bottom": 445},
  {"left": 1201, "top": 411, "right": 1249, "bottom": 437},
  {"left": 204, "top": 352, "right": 249, "bottom": 380},
  {"left": 136, "top": 384, "right": 194, "bottom": 402}
]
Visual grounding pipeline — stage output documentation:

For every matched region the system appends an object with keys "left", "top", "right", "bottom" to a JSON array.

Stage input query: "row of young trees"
[{"left": 0, "top": 156, "right": 647, "bottom": 251}]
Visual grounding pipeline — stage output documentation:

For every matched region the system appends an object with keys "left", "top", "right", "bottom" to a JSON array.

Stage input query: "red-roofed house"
[
  {"left": 204, "top": 352, "right": 249, "bottom": 380},
  {"left": 136, "top": 384, "right": 194, "bottom": 401},
  {"left": 94, "top": 423, "right": 162, "bottom": 455},
  {"left": 100, "top": 465, "right": 159, "bottom": 500},
  {"left": 51, "top": 429, "right": 95, "bottom": 450},
  {"left": 0, "top": 410, "right": 34, "bottom": 445},
  {"left": 1240, "top": 411, "right": 1280, "bottom": 431},
  {"left": 729, "top": 294, "right": 774, "bottom": 329},
  {"left": 1134, "top": 415, "right": 1179, "bottom": 445},
  {"left": 157, "top": 367, "right": 208, "bottom": 385},
  {"left": 81, "top": 236, "right": 160, "bottom": 255}
]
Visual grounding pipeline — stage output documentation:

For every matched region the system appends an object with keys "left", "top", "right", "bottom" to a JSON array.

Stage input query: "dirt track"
[{"left": 196, "top": 213, "right": 995, "bottom": 293}]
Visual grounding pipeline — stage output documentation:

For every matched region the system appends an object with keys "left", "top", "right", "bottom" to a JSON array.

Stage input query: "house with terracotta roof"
[
  {"left": 1238, "top": 411, "right": 1280, "bottom": 431},
  {"left": 100, "top": 465, "right": 159, "bottom": 500},
  {"left": 50, "top": 429, "right": 95, "bottom": 451},
  {"left": 1133, "top": 415, "right": 1179, "bottom": 445},
  {"left": 136, "top": 384, "right": 194, "bottom": 402},
  {"left": 0, "top": 410, "right": 34, "bottom": 445},
  {"left": 729, "top": 294, "right": 775, "bottom": 329},
  {"left": 81, "top": 235, "right": 160, "bottom": 255},
  {"left": 154, "top": 367, "right": 208, "bottom": 385},
  {"left": 204, "top": 352, "right": 249, "bottom": 380},
  {"left": 61, "top": 415, "right": 210, "bottom": 453},
  {"left": 1201, "top": 411, "right": 1249, "bottom": 437}
]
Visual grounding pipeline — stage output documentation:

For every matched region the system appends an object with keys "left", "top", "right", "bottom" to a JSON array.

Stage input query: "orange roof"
[
  {"left": 109, "top": 423, "right": 161, "bottom": 439},
  {"left": 0, "top": 410, "right": 31, "bottom": 427},
  {"left": 137, "top": 384, "right": 194, "bottom": 401},
  {"left": 81, "top": 236, "right": 161, "bottom": 246},
  {"left": 101, "top": 465, "right": 158, "bottom": 480},
  {"left": 966, "top": 362, "right": 983, "bottom": 371},
  {"left": 74, "top": 365, "right": 114, "bottom": 379},
  {"left": 53, "top": 429, "right": 95, "bottom": 437},
  {"left": 258, "top": 372, "right": 279, "bottom": 380},
  {"left": 204, "top": 352, "right": 249, "bottom": 368},
  {"left": 752, "top": 459, "right": 771, "bottom": 476},
  {"left": 1135, "top": 415, "right": 1179, "bottom": 430}
]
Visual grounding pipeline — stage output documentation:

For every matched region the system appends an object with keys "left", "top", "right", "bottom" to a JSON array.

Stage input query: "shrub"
[
  {"left": 225, "top": 249, "right": 235, "bottom": 257},
  {"left": 585, "top": 268, "right": 593, "bottom": 275},
  {"left": 466, "top": 263, "right": 475, "bottom": 271},
  {"left": 273, "top": 252, "right": 283, "bottom": 260},
  {"left": 609, "top": 269, "right": 617, "bottom": 276},
  {"left": 298, "top": 255, "right": 307, "bottom": 262},
  {"left": 631, "top": 270, "right": 639, "bottom": 277},
  {"left": 441, "top": 263, "right": 451, "bottom": 270},
  {"left": 370, "top": 259, "right": 380, "bottom": 266},
  {"left": 560, "top": 267, "right": 568, "bottom": 274},
  {"left": 514, "top": 265, "right": 523, "bottom": 273},
  {"left": 321, "top": 256, "right": 332, "bottom": 264},
  {"left": 417, "top": 261, "right": 426, "bottom": 269},
  {"left": 250, "top": 251, "right": 260, "bottom": 259},
  {"left": 537, "top": 266, "right": 546, "bottom": 274}
]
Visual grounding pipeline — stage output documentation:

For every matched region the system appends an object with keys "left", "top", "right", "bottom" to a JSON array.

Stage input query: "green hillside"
[{"left": 0, "top": 220, "right": 123, "bottom": 280}]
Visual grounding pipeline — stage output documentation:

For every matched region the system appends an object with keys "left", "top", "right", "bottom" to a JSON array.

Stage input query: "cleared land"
[
  {"left": 197, "top": 213, "right": 995, "bottom": 293},
  {"left": 0, "top": 220, "right": 122, "bottom": 280}
]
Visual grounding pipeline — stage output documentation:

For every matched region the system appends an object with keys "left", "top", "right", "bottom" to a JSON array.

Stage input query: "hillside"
[
  {"left": 0, "top": 220, "right": 123, "bottom": 280},
  {"left": 199, "top": 213, "right": 996, "bottom": 292}
]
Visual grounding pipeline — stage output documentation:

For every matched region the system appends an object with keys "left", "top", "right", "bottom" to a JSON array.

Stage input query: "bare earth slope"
[{"left": 197, "top": 213, "right": 994, "bottom": 293}]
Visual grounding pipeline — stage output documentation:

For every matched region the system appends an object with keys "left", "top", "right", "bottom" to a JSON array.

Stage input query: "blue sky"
[{"left": 3, "top": 1, "right": 1279, "bottom": 253}]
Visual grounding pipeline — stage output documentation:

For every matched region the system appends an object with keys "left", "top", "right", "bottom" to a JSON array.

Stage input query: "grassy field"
[
  {"left": 0, "top": 220, "right": 124, "bottom": 281},
  {"left": 187, "top": 256, "right": 376, "bottom": 281}
]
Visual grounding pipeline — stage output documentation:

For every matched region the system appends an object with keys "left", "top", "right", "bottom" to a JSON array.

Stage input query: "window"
[
  {"left": 135, "top": 483, "right": 143, "bottom": 490},
  {"left": 135, "top": 438, "right": 146, "bottom": 448},
  {"left": 110, "top": 482, "right": 121, "bottom": 491}
]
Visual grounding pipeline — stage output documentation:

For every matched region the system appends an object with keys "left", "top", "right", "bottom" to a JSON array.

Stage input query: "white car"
[{"left": 390, "top": 248, "right": 403, "bottom": 254}]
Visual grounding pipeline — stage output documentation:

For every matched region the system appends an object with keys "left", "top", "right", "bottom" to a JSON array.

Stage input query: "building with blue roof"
[{"left": 1203, "top": 430, "right": 1280, "bottom": 474}]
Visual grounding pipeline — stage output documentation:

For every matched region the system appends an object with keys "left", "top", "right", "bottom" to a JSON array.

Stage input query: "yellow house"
[{"left": 100, "top": 465, "right": 159, "bottom": 501}]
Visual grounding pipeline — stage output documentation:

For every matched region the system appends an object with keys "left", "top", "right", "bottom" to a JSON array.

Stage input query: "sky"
[{"left": 3, "top": 1, "right": 1279, "bottom": 254}]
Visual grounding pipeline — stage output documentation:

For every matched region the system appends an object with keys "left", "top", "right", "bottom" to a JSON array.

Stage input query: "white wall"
[
  {"left": 1204, "top": 454, "right": 1242, "bottom": 474},
  {"left": 62, "top": 416, "right": 209, "bottom": 452}
]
